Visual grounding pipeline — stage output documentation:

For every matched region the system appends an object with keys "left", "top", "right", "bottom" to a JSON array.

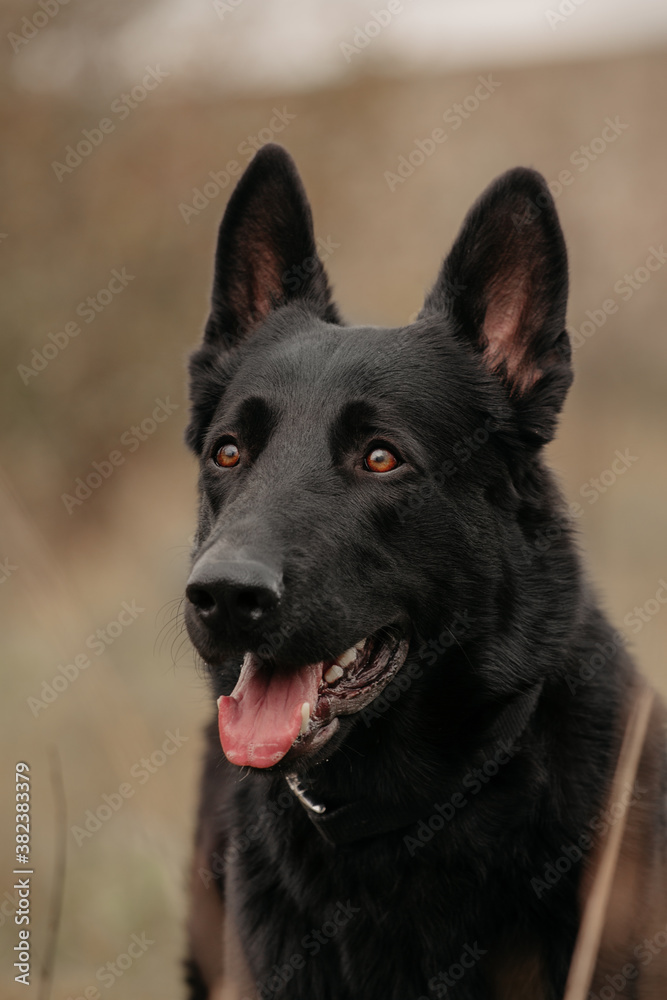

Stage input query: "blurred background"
[{"left": 1, "top": 1, "right": 666, "bottom": 996}]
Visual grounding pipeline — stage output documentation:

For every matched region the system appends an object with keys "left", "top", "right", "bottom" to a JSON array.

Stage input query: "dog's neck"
[{"left": 284, "top": 678, "right": 545, "bottom": 846}]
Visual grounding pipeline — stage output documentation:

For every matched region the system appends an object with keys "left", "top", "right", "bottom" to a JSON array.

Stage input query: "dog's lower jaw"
[{"left": 293, "top": 633, "right": 411, "bottom": 754}]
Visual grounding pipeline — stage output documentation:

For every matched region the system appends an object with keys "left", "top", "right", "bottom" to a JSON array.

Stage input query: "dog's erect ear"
[
  {"left": 204, "top": 144, "right": 339, "bottom": 347},
  {"left": 420, "top": 167, "right": 571, "bottom": 443}
]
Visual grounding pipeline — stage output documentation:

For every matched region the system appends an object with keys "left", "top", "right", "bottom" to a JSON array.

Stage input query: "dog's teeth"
[
  {"left": 216, "top": 695, "right": 223, "bottom": 709},
  {"left": 354, "top": 639, "right": 366, "bottom": 651},
  {"left": 299, "top": 702, "right": 311, "bottom": 736},
  {"left": 336, "top": 646, "right": 357, "bottom": 668},
  {"left": 324, "top": 664, "right": 345, "bottom": 684}
]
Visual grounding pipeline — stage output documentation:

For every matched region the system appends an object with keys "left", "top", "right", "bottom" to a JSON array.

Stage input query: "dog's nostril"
[
  {"left": 235, "top": 588, "right": 267, "bottom": 621},
  {"left": 187, "top": 585, "right": 216, "bottom": 613}
]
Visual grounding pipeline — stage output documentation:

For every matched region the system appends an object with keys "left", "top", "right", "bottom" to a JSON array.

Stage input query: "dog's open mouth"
[{"left": 217, "top": 629, "right": 410, "bottom": 768}]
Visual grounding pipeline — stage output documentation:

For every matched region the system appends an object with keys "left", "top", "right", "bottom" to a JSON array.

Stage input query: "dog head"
[{"left": 184, "top": 145, "right": 574, "bottom": 771}]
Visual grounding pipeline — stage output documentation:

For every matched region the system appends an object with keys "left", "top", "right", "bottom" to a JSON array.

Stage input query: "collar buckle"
[{"left": 285, "top": 773, "right": 326, "bottom": 814}]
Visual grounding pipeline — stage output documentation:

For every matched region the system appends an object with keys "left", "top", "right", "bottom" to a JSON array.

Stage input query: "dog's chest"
[{"left": 232, "top": 827, "right": 523, "bottom": 1000}]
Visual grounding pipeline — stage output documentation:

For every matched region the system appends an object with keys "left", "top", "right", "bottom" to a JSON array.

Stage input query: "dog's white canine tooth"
[
  {"left": 354, "top": 639, "right": 366, "bottom": 651},
  {"left": 324, "top": 664, "right": 345, "bottom": 684},
  {"left": 299, "top": 702, "right": 311, "bottom": 735},
  {"left": 336, "top": 646, "right": 357, "bottom": 668},
  {"left": 216, "top": 695, "right": 223, "bottom": 709}
]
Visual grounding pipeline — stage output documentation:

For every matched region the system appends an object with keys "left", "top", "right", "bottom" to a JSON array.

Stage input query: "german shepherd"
[{"left": 182, "top": 145, "right": 667, "bottom": 999}]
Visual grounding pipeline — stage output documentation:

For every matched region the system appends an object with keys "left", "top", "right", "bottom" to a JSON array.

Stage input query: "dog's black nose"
[{"left": 186, "top": 552, "right": 282, "bottom": 634}]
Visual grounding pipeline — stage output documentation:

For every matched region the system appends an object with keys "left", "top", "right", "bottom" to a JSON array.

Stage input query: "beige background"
[{"left": 1, "top": 2, "right": 666, "bottom": 997}]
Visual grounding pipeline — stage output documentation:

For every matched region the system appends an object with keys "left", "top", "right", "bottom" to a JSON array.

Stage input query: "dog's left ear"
[{"left": 420, "top": 167, "right": 571, "bottom": 444}]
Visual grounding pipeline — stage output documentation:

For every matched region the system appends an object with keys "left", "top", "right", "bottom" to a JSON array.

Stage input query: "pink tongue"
[{"left": 218, "top": 653, "right": 323, "bottom": 768}]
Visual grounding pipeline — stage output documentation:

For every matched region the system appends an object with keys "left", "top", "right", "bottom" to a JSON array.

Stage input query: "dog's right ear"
[
  {"left": 186, "top": 145, "right": 339, "bottom": 452},
  {"left": 203, "top": 144, "right": 339, "bottom": 348}
]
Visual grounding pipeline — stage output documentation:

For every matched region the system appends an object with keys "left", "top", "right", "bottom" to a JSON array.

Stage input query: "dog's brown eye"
[
  {"left": 364, "top": 447, "right": 399, "bottom": 474},
  {"left": 214, "top": 441, "right": 240, "bottom": 468}
]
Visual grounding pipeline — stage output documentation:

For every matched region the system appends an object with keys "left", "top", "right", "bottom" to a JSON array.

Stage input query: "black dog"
[{"left": 182, "top": 145, "right": 667, "bottom": 999}]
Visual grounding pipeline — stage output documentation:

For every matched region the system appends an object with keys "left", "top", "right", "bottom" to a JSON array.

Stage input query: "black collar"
[{"left": 285, "top": 679, "right": 545, "bottom": 847}]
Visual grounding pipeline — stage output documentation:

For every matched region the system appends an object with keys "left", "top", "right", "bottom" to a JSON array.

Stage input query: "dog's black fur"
[{"left": 183, "top": 145, "right": 667, "bottom": 999}]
